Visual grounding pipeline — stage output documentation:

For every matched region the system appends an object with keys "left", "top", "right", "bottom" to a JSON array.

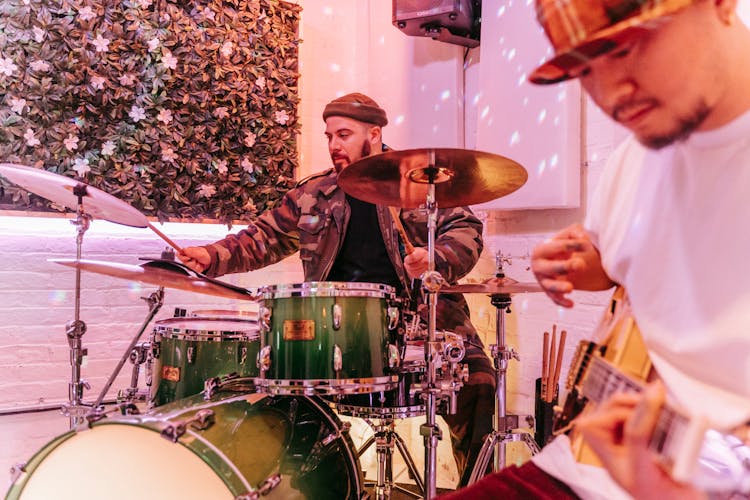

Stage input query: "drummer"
[{"left": 178, "top": 92, "right": 496, "bottom": 486}]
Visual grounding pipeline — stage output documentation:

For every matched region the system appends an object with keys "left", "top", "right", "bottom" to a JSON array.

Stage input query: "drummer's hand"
[
  {"left": 576, "top": 382, "right": 706, "bottom": 500},
  {"left": 177, "top": 246, "right": 211, "bottom": 274},
  {"left": 531, "top": 223, "right": 614, "bottom": 307},
  {"left": 404, "top": 247, "right": 429, "bottom": 280}
]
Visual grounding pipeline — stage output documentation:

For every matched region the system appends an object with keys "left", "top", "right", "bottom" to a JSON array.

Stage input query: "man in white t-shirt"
[{"left": 528, "top": 0, "right": 750, "bottom": 497}]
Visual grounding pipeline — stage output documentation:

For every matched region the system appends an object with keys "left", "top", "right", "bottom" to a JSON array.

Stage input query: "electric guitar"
[{"left": 554, "top": 287, "right": 750, "bottom": 493}]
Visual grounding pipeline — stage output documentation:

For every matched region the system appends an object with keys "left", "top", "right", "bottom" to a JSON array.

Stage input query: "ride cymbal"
[
  {"left": 0, "top": 163, "right": 148, "bottom": 227},
  {"left": 440, "top": 277, "right": 542, "bottom": 295},
  {"left": 49, "top": 258, "right": 258, "bottom": 301},
  {"left": 337, "top": 148, "right": 527, "bottom": 208}
]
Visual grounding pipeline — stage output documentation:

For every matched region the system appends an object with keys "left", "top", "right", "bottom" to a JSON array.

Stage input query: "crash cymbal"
[
  {"left": 49, "top": 258, "right": 258, "bottom": 301},
  {"left": 0, "top": 163, "right": 148, "bottom": 228},
  {"left": 440, "top": 277, "right": 542, "bottom": 295},
  {"left": 337, "top": 148, "right": 527, "bottom": 208}
]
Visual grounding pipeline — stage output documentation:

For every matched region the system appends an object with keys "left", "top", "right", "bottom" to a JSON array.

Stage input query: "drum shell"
[
  {"left": 7, "top": 392, "right": 363, "bottom": 500},
  {"left": 150, "top": 317, "right": 260, "bottom": 406},
  {"left": 258, "top": 282, "right": 399, "bottom": 393}
]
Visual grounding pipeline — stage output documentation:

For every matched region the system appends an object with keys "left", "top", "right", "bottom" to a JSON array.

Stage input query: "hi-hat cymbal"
[
  {"left": 337, "top": 148, "right": 528, "bottom": 208},
  {"left": 0, "top": 163, "right": 148, "bottom": 228},
  {"left": 441, "top": 277, "right": 542, "bottom": 295},
  {"left": 49, "top": 258, "right": 258, "bottom": 301}
]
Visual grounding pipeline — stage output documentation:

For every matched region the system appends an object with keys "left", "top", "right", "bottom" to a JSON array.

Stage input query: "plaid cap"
[{"left": 529, "top": 0, "right": 696, "bottom": 85}]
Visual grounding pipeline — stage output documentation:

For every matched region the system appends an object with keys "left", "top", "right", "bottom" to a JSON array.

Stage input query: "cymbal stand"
[
  {"left": 61, "top": 184, "right": 93, "bottom": 428},
  {"left": 467, "top": 254, "right": 540, "bottom": 485},
  {"left": 358, "top": 417, "right": 425, "bottom": 499},
  {"left": 86, "top": 287, "right": 164, "bottom": 423}
]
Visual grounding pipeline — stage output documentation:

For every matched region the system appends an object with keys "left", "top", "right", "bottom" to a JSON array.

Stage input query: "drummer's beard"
[{"left": 333, "top": 139, "right": 372, "bottom": 172}]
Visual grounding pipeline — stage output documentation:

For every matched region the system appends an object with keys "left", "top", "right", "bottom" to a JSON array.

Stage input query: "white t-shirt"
[{"left": 585, "top": 110, "right": 750, "bottom": 429}]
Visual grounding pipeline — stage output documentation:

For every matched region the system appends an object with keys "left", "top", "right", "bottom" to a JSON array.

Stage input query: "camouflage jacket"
[{"left": 202, "top": 168, "right": 484, "bottom": 338}]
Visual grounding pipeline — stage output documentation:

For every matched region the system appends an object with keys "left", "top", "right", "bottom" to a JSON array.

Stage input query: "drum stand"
[
  {"left": 61, "top": 185, "right": 93, "bottom": 428},
  {"left": 359, "top": 418, "right": 425, "bottom": 499},
  {"left": 467, "top": 257, "right": 540, "bottom": 485}
]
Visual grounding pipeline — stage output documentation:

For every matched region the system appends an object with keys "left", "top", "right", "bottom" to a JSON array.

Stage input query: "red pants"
[{"left": 440, "top": 461, "right": 580, "bottom": 499}]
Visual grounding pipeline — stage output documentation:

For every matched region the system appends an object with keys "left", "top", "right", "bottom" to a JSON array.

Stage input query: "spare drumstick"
[
  {"left": 550, "top": 329, "right": 567, "bottom": 402},
  {"left": 541, "top": 330, "right": 550, "bottom": 401},
  {"left": 547, "top": 329, "right": 557, "bottom": 403},
  {"left": 388, "top": 206, "right": 415, "bottom": 255},
  {"left": 148, "top": 221, "right": 183, "bottom": 253}
]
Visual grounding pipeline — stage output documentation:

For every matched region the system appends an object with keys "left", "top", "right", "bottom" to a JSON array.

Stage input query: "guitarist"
[{"left": 447, "top": 0, "right": 750, "bottom": 498}]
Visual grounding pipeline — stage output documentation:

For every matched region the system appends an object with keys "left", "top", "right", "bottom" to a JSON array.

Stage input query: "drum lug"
[
  {"left": 239, "top": 345, "right": 248, "bottom": 365},
  {"left": 387, "top": 306, "right": 400, "bottom": 330},
  {"left": 235, "top": 473, "right": 282, "bottom": 500},
  {"left": 9, "top": 462, "right": 26, "bottom": 483},
  {"left": 187, "top": 345, "right": 195, "bottom": 364},
  {"left": 333, "top": 344, "right": 343, "bottom": 372},
  {"left": 332, "top": 303, "right": 342, "bottom": 330},
  {"left": 259, "top": 306, "right": 271, "bottom": 332},
  {"left": 387, "top": 343, "right": 400, "bottom": 369},
  {"left": 160, "top": 409, "right": 215, "bottom": 442},
  {"left": 258, "top": 345, "right": 272, "bottom": 372}
]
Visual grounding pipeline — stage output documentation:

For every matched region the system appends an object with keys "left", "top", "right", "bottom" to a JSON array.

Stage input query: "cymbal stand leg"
[
  {"left": 63, "top": 185, "right": 92, "bottom": 428},
  {"left": 87, "top": 288, "right": 164, "bottom": 423}
]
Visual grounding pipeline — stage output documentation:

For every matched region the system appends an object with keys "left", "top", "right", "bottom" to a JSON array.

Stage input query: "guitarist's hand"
[
  {"left": 577, "top": 382, "right": 707, "bottom": 500},
  {"left": 531, "top": 223, "right": 615, "bottom": 307}
]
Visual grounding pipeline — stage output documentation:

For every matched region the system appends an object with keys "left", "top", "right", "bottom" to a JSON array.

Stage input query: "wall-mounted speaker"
[{"left": 392, "top": 0, "right": 480, "bottom": 48}]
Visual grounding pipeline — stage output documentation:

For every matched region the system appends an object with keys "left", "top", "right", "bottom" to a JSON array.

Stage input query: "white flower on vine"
[
  {"left": 157, "top": 108, "right": 173, "bottom": 124},
  {"left": 243, "top": 131, "right": 257, "bottom": 148},
  {"left": 161, "top": 50, "right": 177, "bottom": 70},
  {"left": 147, "top": 38, "right": 160, "bottom": 53},
  {"left": 274, "top": 110, "right": 290, "bottom": 125},
  {"left": 91, "top": 75, "right": 106, "bottom": 90},
  {"left": 33, "top": 27, "right": 45, "bottom": 43},
  {"left": 101, "top": 140, "right": 116, "bottom": 156},
  {"left": 255, "top": 76, "right": 266, "bottom": 90},
  {"left": 78, "top": 6, "right": 96, "bottom": 21},
  {"left": 137, "top": 0, "right": 152, "bottom": 8},
  {"left": 129, "top": 105, "right": 146, "bottom": 122},
  {"left": 118, "top": 73, "right": 135, "bottom": 86},
  {"left": 0, "top": 57, "right": 18, "bottom": 77},
  {"left": 73, "top": 158, "right": 90, "bottom": 176},
  {"left": 24, "top": 128, "right": 40, "bottom": 147},
  {"left": 200, "top": 6, "right": 215, "bottom": 21},
  {"left": 9, "top": 97, "right": 26, "bottom": 114},
  {"left": 29, "top": 60, "right": 51, "bottom": 72},
  {"left": 241, "top": 158, "right": 254, "bottom": 173},
  {"left": 198, "top": 184, "right": 216, "bottom": 198},
  {"left": 215, "top": 160, "right": 228, "bottom": 174},
  {"left": 161, "top": 147, "right": 177, "bottom": 163},
  {"left": 64, "top": 134, "right": 79, "bottom": 151},
  {"left": 91, "top": 34, "right": 110, "bottom": 53},
  {"left": 220, "top": 41, "right": 234, "bottom": 58}
]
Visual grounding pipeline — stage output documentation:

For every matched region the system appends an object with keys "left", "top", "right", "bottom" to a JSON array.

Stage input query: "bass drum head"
[{"left": 8, "top": 393, "right": 363, "bottom": 500}]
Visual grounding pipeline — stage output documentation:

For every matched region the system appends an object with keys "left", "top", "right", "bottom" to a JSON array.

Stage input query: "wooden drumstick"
[
  {"left": 541, "top": 330, "right": 550, "bottom": 401},
  {"left": 388, "top": 206, "right": 415, "bottom": 255},
  {"left": 550, "top": 329, "right": 567, "bottom": 402},
  {"left": 547, "top": 328, "right": 557, "bottom": 403},
  {"left": 148, "top": 221, "right": 183, "bottom": 253}
]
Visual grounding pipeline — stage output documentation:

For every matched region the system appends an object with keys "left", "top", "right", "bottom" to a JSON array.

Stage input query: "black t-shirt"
[{"left": 327, "top": 194, "right": 403, "bottom": 293}]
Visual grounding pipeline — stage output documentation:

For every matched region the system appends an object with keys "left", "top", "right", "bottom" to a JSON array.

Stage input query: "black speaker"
[{"left": 392, "top": 0, "right": 480, "bottom": 48}]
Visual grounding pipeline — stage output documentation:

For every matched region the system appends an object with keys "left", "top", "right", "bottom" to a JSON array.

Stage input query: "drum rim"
[
  {"left": 260, "top": 281, "right": 395, "bottom": 299},
  {"left": 334, "top": 403, "right": 426, "bottom": 419},
  {"left": 254, "top": 375, "right": 399, "bottom": 395},
  {"left": 154, "top": 317, "right": 259, "bottom": 340}
]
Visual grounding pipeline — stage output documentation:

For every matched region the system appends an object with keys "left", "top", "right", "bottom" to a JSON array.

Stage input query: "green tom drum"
[
  {"left": 256, "top": 282, "right": 402, "bottom": 395},
  {"left": 6, "top": 392, "right": 364, "bottom": 499},
  {"left": 150, "top": 317, "right": 260, "bottom": 406}
]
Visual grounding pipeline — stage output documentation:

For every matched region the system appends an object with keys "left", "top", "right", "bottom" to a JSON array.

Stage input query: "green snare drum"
[
  {"left": 6, "top": 392, "right": 364, "bottom": 500},
  {"left": 150, "top": 317, "right": 260, "bottom": 406},
  {"left": 256, "top": 282, "right": 402, "bottom": 395}
]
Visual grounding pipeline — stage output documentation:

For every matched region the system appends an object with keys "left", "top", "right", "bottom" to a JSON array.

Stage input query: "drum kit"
[{"left": 0, "top": 149, "right": 544, "bottom": 500}]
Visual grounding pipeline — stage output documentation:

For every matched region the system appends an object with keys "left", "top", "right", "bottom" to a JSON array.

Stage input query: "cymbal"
[
  {"left": 0, "top": 163, "right": 148, "bottom": 228},
  {"left": 49, "top": 258, "right": 258, "bottom": 301},
  {"left": 441, "top": 277, "right": 542, "bottom": 295},
  {"left": 337, "top": 148, "right": 527, "bottom": 208}
]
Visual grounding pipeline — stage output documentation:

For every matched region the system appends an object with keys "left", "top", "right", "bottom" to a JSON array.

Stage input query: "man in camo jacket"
[{"left": 179, "top": 92, "right": 495, "bottom": 486}]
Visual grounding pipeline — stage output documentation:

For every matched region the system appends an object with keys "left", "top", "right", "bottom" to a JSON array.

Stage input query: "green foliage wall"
[{"left": 0, "top": 0, "right": 300, "bottom": 224}]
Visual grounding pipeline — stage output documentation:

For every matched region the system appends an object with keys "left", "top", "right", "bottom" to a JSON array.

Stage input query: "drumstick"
[
  {"left": 388, "top": 206, "right": 415, "bottom": 255},
  {"left": 541, "top": 331, "right": 550, "bottom": 401},
  {"left": 148, "top": 221, "right": 183, "bottom": 253},
  {"left": 547, "top": 328, "right": 557, "bottom": 403},
  {"left": 550, "top": 329, "right": 567, "bottom": 403}
]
